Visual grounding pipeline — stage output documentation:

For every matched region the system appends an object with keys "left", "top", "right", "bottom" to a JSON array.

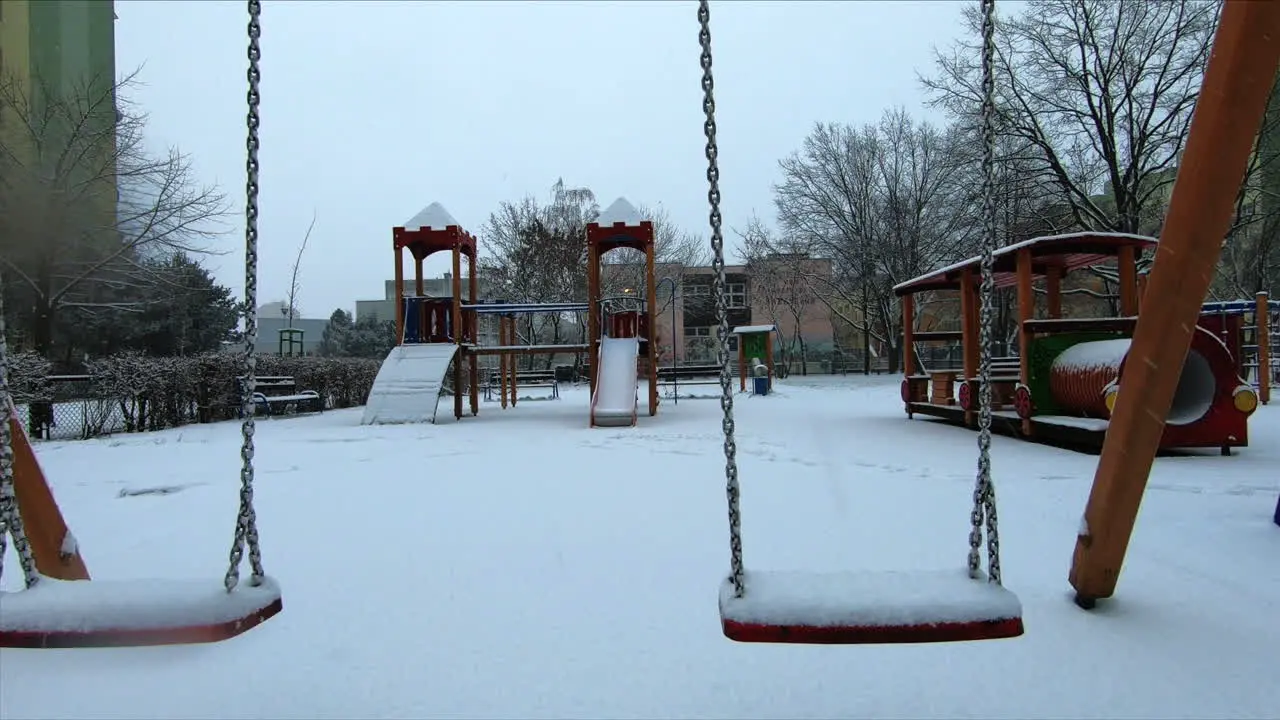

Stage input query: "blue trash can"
[{"left": 752, "top": 375, "right": 769, "bottom": 396}]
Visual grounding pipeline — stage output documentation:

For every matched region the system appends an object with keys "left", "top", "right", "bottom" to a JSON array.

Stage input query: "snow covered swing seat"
[
  {"left": 719, "top": 570, "right": 1023, "bottom": 644},
  {"left": 0, "top": 577, "right": 283, "bottom": 649}
]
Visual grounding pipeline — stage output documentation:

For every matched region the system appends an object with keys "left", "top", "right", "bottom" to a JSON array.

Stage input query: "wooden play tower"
[
  {"left": 586, "top": 198, "right": 660, "bottom": 418},
  {"left": 392, "top": 202, "right": 481, "bottom": 420}
]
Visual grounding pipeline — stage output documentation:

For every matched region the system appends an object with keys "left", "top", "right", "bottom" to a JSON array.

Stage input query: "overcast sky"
[{"left": 114, "top": 0, "right": 980, "bottom": 318}]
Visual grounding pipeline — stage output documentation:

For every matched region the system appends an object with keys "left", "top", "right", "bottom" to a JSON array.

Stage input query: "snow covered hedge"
[{"left": 17, "top": 352, "right": 382, "bottom": 438}]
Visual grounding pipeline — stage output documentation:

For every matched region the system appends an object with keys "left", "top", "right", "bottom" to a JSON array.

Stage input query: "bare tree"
[
  {"left": 771, "top": 109, "right": 970, "bottom": 373},
  {"left": 286, "top": 210, "right": 317, "bottom": 328},
  {"left": 922, "top": 0, "right": 1218, "bottom": 236},
  {"left": 1214, "top": 69, "right": 1280, "bottom": 300},
  {"left": 0, "top": 70, "right": 231, "bottom": 360},
  {"left": 479, "top": 180, "right": 598, "bottom": 366},
  {"left": 481, "top": 183, "right": 709, "bottom": 367},
  {"left": 738, "top": 217, "right": 821, "bottom": 375}
]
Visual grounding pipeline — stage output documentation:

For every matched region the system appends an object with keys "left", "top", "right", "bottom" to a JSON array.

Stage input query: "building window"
[
  {"left": 727, "top": 283, "right": 747, "bottom": 309},
  {"left": 683, "top": 326, "right": 737, "bottom": 359}
]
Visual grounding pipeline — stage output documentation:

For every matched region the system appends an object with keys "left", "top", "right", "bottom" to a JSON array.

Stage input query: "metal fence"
[{"left": 13, "top": 375, "right": 207, "bottom": 442}]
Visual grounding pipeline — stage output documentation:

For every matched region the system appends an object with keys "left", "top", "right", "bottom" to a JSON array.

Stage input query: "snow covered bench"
[{"left": 238, "top": 376, "right": 323, "bottom": 417}]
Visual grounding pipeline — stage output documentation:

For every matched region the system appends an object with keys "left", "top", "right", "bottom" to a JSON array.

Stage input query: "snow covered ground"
[{"left": 2, "top": 375, "right": 1277, "bottom": 719}]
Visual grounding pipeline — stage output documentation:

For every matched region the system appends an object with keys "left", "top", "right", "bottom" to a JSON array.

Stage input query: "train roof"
[{"left": 892, "top": 232, "right": 1158, "bottom": 297}]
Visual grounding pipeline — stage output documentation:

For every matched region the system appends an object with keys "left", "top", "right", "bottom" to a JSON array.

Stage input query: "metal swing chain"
[
  {"left": 225, "top": 0, "right": 267, "bottom": 593},
  {"left": 697, "top": 0, "right": 745, "bottom": 598},
  {"left": 968, "top": 0, "right": 1004, "bottom": 586},
  {"left": 0, "top": 287, "right": 40, "bottom": 589}
]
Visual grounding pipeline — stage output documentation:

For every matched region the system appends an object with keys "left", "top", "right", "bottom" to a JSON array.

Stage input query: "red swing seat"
[
  {"left": 719, "top": 569, "right": 1024, "bottom": 644},
  {"left": 0, "top": 577, "right": 283, "bottom": 649}
]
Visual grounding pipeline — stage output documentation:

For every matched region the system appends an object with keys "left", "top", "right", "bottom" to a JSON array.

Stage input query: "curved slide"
[
  {"left": 591, "top": 337, "right": 639, "bottom": 428},
  {"left": 361, "top": 344, "right": 459, "bottom": 425}
]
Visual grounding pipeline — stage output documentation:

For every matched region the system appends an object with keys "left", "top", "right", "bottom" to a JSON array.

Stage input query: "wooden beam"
[
  {"left": 902, "top": 293, "right": 915, "bottom": 377},
  {"left": 959, "top": 270, "right": 978, "bottom": 426},
  {"left": 394, "top": 247, "right": 404, "bottom": 344},
  {"left": 1069, "top": 0, "right": 1280, "bottom": 608},
  {"left": 467, "top": 344, "right": 591, "bottom": 356},
  {"left": 1117, "top": 245, "right": 1138, "bottom": 316},
  {"left": 1045, "top": 266, "right": 1062, "bottom": 319},
  {"left": 10, "top": 414, "right": 91, "bottom": 580},
  {"left": 646, "top": 242, "right": 659, "bottom": 416},
  {"left": 468, "top": 255, "right": 479, "bottom": 415},
  {"left": 1016, "top": 248, "right": 1035, "bottom": 436},
  {"left": 1259, "top": 291, "right": 1271, "bottom": 405},
  {"left": 452, "top": 247, "right": 464, "bottom": 420}
]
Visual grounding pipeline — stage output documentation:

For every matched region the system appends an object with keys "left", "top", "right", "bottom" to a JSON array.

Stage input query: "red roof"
[{"left": 892, "top": 232, "right": 1157, "bottom": 297}]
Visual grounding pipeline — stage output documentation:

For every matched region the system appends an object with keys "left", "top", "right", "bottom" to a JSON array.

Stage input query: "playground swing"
[
  {"left": 701, "top": 0, "right": 1024, "bottom": 644},
  {"left": 0, "top": 1, "right": 282, "bottom": 649}
]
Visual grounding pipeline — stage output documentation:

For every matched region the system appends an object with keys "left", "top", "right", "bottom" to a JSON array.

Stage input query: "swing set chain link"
[
  {"left": 969, "top": 0, "right": 1003, "bottom": 586},
  {"left": 698, "top": 0, "right": 744, "bottom": 598},
  {"left": 0, "top": 287, "right": 40, "bottom": 589},
  {"left": 226, "top": 0, "right": 266, "bottom": 594}
]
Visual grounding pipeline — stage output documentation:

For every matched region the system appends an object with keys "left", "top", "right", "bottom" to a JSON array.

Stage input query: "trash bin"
[
  {"left": 750, "top": 359, "right": 770, "bottom": 396},
  {"left": 752, "top": 375, "right": 769, "bottom": 396}
]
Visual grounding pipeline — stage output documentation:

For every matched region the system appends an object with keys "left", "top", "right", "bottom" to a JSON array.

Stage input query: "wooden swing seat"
[
  {"left": 0, "top": 576, "right": 282, "bottom": 649},
  {"left": 719, "top": 569, "right": 1024, "bottom": 644}
]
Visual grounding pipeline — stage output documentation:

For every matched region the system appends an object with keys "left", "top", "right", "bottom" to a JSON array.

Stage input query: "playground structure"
[
  {"left": 0, "top": 0, "right": 1275, "bottom": 657},
  {"left": 732, "top": 325, "right": 777, "bottom": 393},
  {"left": 1202, "top": 294, "right": 1276, "bottom": 404},
  {"left": 707, "top": 0, "right": 1279, "bottom": 642},
  {"left": 360, "top": 198, "right": 661, "bottom": 428},
  {"left": 894, "top": 232, "right": 1263, "bottom": 454}
]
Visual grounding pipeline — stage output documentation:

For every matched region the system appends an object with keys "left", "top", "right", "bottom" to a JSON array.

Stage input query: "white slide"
[
  {"left": 591, "top": 337, "right": 640, "bottom": 428},
  {"left": 361, "top": 344, "right": 460, "bottom": 425}
]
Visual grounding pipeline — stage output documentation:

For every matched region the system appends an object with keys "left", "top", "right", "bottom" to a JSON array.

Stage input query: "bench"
[
  {"left": 656, "top": 364, "right": 734, "bottom": 399},
  {"left": 657, "top": 364, "right": 724, "bottom": 382},
  {"left": 484, "top": 369, "right": 560, "bottom": 400},
  {"left": 238, "top": 376, "right": 323, "bottom": 417}
]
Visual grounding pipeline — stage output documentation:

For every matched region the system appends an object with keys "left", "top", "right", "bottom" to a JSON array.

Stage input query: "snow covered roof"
[
  {"left": 893, "top": 232, "right": 1158, "bottom": 297},
  {"left": 732, "top": 324, "right": 777, "bottom": 335},
  {"left": 594, "top": 197, "right": 643, "bottom": 227},
  {"left": 402, "top": 202, "right": 459, "bottom": 232}
]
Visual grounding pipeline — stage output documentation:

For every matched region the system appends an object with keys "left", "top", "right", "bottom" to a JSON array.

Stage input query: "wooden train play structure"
[
  {"left": 895, "top": 232, "right": 1269, "bottom": 454},
  {"left": 360, "top": 198, "right": 667, "bottom": 429}
]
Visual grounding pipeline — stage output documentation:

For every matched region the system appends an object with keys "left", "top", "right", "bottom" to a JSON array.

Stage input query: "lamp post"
[{"left": 656, "top": 276, "right": 679, "bottom": 405}]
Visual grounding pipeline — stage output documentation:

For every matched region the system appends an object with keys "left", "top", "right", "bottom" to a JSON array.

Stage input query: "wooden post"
[
  {"left": 902, "top": 293, "right": 915, "bottom": 377},
  {"left": 1069, "top": 0, "right": 1280, "bottom": 607},
  {"left": 499, "top": 317, "right": 509, "bottom": 409},
  {"left": 1259, "top": 291, "right": 1271, "bottom": 405},
  {"left": 10, "top": 413, "right": 91, "bottom": 581},
  {"left": 646, "top": 242, "right": 659, "bottom": 416},
  {"left": 452, "top": 246, "right": 463, "bottom": 420},
  {"left": 738, "top": 334, "right": 746, "bottom": 392},
  {"left": 414, "top": 256, "right": 424, "bottom": 298},
  {"left": 1117, "top": 245, "right": 1138, "bottom": 316},
  {"left": 765, "top": 331, "right": 774, "bottom": 390},
  {"left": 587, "top": 245, "right": 601, "bottom": 399},
  {"left": 394, "top": 246, "right": 405, "bottom": 345},
  {"left": 1016, "top": 249, "right": 1035, "bottom": 436},
  {"left": 1046, "top": 267, "right": 1062, "bottom": 319},
  {"left": 959, "top": 270, "right": 977, "bottom": 425},
  {"left": 467, "top": 250, "right": 479, "bottom": 416},
  {"left": 1136, "top": 273, "right": 1148, "bottom": 313}
]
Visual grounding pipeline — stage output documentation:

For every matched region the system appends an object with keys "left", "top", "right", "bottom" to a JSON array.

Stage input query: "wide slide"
[
  {"left": 361, "top": 343, "right": 460, "bottom": 425},
  {"left": 591, "top": 337, "right": 640, "bottom": 428}
]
